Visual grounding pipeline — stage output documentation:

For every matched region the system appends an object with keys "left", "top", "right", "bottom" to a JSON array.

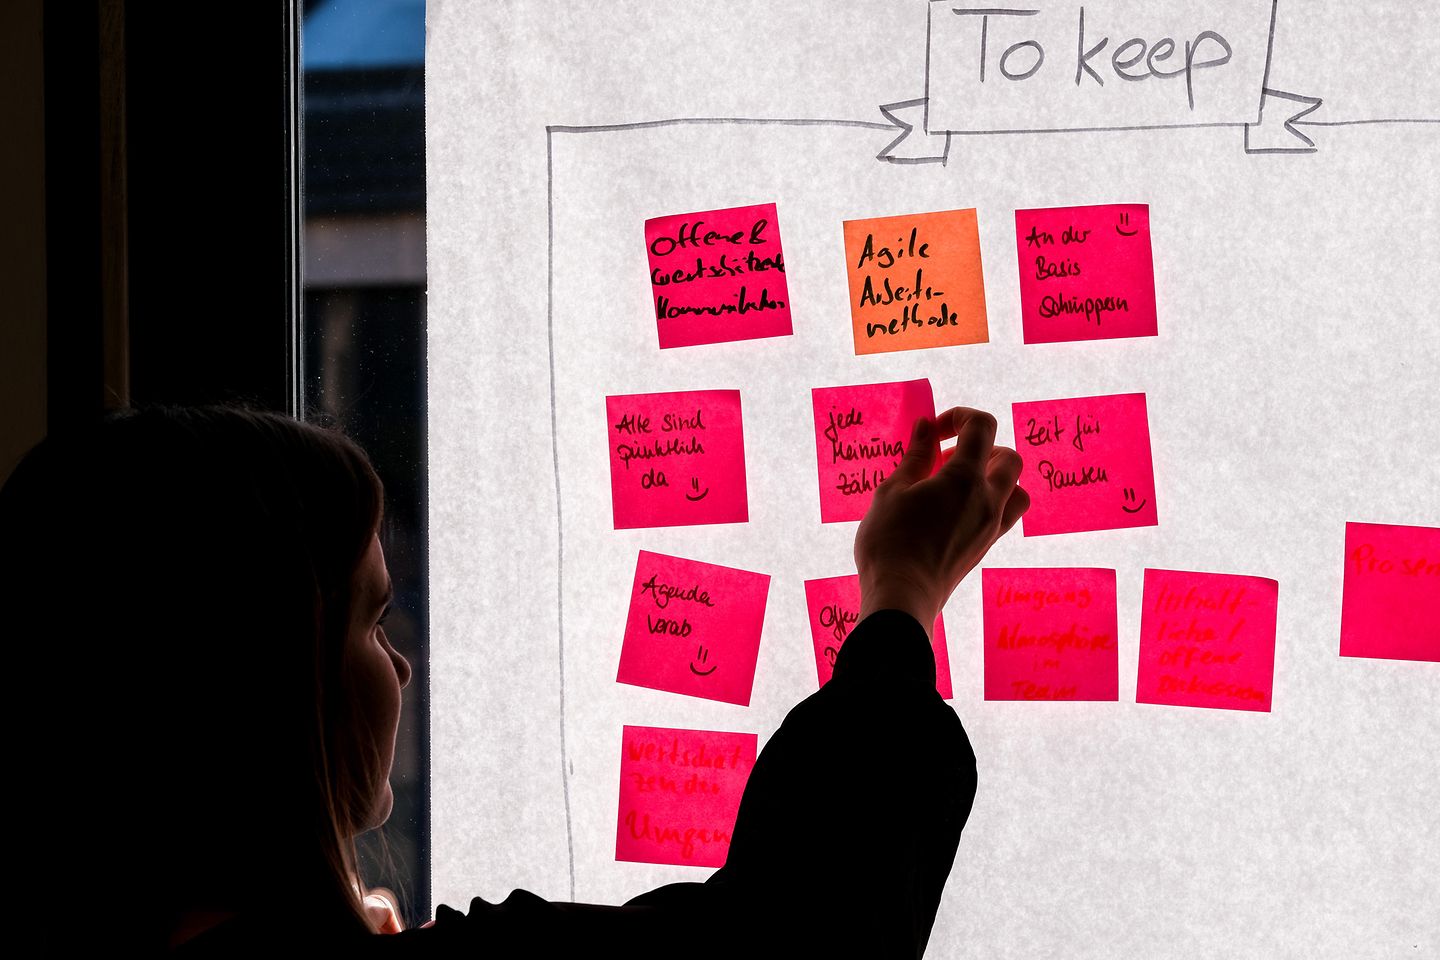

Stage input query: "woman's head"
[
  {"left": 2, "top": 405, "right": 408, "bottom": 948},
  {"left": 346, "top": 530, "right": 413, "bottom": 833}
]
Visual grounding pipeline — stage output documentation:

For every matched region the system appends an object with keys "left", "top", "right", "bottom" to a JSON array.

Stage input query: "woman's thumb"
[{"left": 885, "top": 415, "right": 936, "bottom": 490}]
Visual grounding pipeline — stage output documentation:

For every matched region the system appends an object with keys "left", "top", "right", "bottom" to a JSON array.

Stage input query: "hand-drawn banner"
[{"left": 878, "top": 1, "right": 1327, "bottom": 161}]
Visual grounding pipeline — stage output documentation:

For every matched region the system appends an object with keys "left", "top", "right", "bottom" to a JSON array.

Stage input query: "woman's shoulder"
[
  {"left": 167, "top": 890, "right": 674, "bottom": 957},
  {"left": 169, "top": 909, "right": 369, "bottom": 957}
]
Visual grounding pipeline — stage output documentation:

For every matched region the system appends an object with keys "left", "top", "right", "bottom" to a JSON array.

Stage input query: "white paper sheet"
[{"left": 426, "top": 2, "right": 1439, "bottom": 955}]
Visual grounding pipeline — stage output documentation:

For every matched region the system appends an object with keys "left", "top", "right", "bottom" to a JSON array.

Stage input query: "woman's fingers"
[
  {"left": 886, "top": 415, "right": 938, "bottom": 490},
  {"left": 986, "top": 446, "right": 1023, "bottom": 491},
  {"left": 933, "top": 407, "right": 997, "bottom": 475},
  {"left": 999, "top": 484, "right": 1031, "bottom": 535}
]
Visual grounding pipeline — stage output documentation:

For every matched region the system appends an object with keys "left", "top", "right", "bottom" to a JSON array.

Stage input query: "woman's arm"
[{"left": 381, "top": 407, "right": 1025, "bottom": 957}]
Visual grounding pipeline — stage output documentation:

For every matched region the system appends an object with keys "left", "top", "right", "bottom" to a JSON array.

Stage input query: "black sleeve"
[
  {"left": 697, "top": 607, "right": 977, "bottom": 957},
  {"left": 374, "top": 609, "right": 978, "bottom": 959}
]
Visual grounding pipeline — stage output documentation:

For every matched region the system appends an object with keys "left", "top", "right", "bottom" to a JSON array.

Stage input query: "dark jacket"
[{"left": 176, "top": 609, "right": 977, "bottom": 958}]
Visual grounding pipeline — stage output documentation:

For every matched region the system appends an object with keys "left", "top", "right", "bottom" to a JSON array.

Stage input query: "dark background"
[{"left": 2, "top": 0, "right": 430, "bottom": 927}]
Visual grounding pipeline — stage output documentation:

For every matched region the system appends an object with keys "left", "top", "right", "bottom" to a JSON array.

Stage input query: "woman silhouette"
[{"left": 4, "top": 404, "right": 1025, "bottom": 957}]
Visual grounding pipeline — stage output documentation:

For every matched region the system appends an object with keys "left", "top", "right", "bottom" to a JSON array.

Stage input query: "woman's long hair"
[{"left": 3, "top": 405, "right": 388, "bottom": 952}]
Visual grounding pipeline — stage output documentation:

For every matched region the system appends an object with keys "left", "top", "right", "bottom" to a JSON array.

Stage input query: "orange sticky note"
[
  {"left": 616, "top": 725, "right": 756, "bottom": 868},
  {"left": 842, "top": 209, "right": 988, "bottom": 355},
  {"left": 1340, "top": 521, "right": 1440, "bottom": 662}
]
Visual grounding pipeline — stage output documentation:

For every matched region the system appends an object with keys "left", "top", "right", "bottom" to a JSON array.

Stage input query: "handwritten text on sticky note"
[
  {"left": 617, "top": 551, "right": 770, "bottom": 706},
  {"left": 1015, "top": 203, "right": 1157, "bottom": 344},
  {"left": 1011, "top": 392, "right": 1157, "bottom": 536},
  {"left": 645, "top": 203, "right": 791, "bottom": 349},
  {"left": 606, "top": 389, "right": 748, "bottom": 529},
  {"left": 803, "top": 574, "right": 952, "bottom": 699},
  {"left": 982, "top": 567, "right": 1118, "bottom": 701},
  {"left": 1340, "top": 522, "right": 1440, "bottom": 662},
  {"left": 1137, "top": 568, "right": 1278, "bottom": 712},
  {"left": 842, "top": 209, "right": 989, "bottom": 355},
  {"left": 616, "top": 725, "right": 756, "bottom": 868},
  {"left": 812, "top": 379, "right": 935, "bottom": 523}
]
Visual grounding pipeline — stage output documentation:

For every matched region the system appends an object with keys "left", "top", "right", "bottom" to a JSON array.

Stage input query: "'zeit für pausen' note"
[{"left": 1010, "top": 392, "right": 1158, "bottom": 536}]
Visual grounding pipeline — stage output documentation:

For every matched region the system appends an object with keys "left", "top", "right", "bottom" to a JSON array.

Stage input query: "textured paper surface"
[
  {"left": 842, "top": 208, "right": 988, "bottom": 354},
  {"left": 617, "top": 550, "right": 771, "bottom": 705},
  {"left": 1340, "top": 521, "right": 1440, "bottom": 662},
  {"left": 1015, "top": 203, "right": 1157, "bottom": 344},
  {"left": 430, "top": 2, "right": 1440, "bottom": 953},
  {"left": 811, "top": 379, "right": 935, "bottom": 523},
  {"left": 606, "top": 389, "right": 748, "bottom": 529},
  {"left": 645, "top": 203, "right": 791, "bottom": 348},
  {"left": 1137, "top": 568, "right": 1279, "bottom": 712},
  {"left": 802, "top": 574, "right": 953, "bottom": 699},
  {"left": 1012, "top": 392, "right": 1158, "bottom": 536},
  {"left": 982, "top": 567, "right": 1119, "bottom": 701},
  {"left": 615, "top": 725, "right": 756, "bottom": 867}
]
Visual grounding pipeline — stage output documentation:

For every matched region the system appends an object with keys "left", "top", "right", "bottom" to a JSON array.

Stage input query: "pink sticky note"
[
  {"left": 616, "top": 725, "right": 757, "bottom": 868},
  {"left": 617, "top": 551, "right": 770, "bottom": 705},
  {"left": 645, "top": 203, "right": 792, "bottom": 349},
  {"left": 812, "top": 379, "right": 935, "bottom": 523},
  {"left": 1015, "top": 203, "right": 1157, "bottom": 344},
  {"left": 606, "top": 390, "right": 748, "bottom": 529},
  {"left": 982, "top": 568, "right": 1118, "bottom": 701},
  {"left": 1340, "top": 522, "right": 1440, "bottom": 662},
  {"left": 1011, "top": 392, "right": 1157, "bottom": 536},
  {"left": 1137, "top": 569, "right": 1279, "bottom": 712},
  {"left": 803, "top": 574, "right": 952, "bottom": 699}
]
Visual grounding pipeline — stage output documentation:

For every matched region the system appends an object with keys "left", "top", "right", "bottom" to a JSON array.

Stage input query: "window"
[{"left": 301, "top": 0, "right": 428, "bottom": 926}]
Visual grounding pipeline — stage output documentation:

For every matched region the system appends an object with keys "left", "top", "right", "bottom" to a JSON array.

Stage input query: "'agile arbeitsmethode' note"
[{"left": 842, "top": 209, "right": 989, "bottom": 355}]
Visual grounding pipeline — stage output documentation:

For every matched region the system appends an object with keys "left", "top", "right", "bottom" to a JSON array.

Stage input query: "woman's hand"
[{"left": 854, "top": 407, "right": 1029, "bottom": 638}]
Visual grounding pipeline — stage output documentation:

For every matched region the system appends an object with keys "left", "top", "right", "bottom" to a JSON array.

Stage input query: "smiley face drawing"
[
  {"left": 685, "top": 476, "right": 710, "bottom": 501},
  {"left": 1115, "top": 212, "right": 1138, "bottom": 237},
  {"left": 689, "top": 644, "right": 716, "bottom": 676},
  {"left": 1122, "top": 486, "right": 1148, "bottom": 513}
]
